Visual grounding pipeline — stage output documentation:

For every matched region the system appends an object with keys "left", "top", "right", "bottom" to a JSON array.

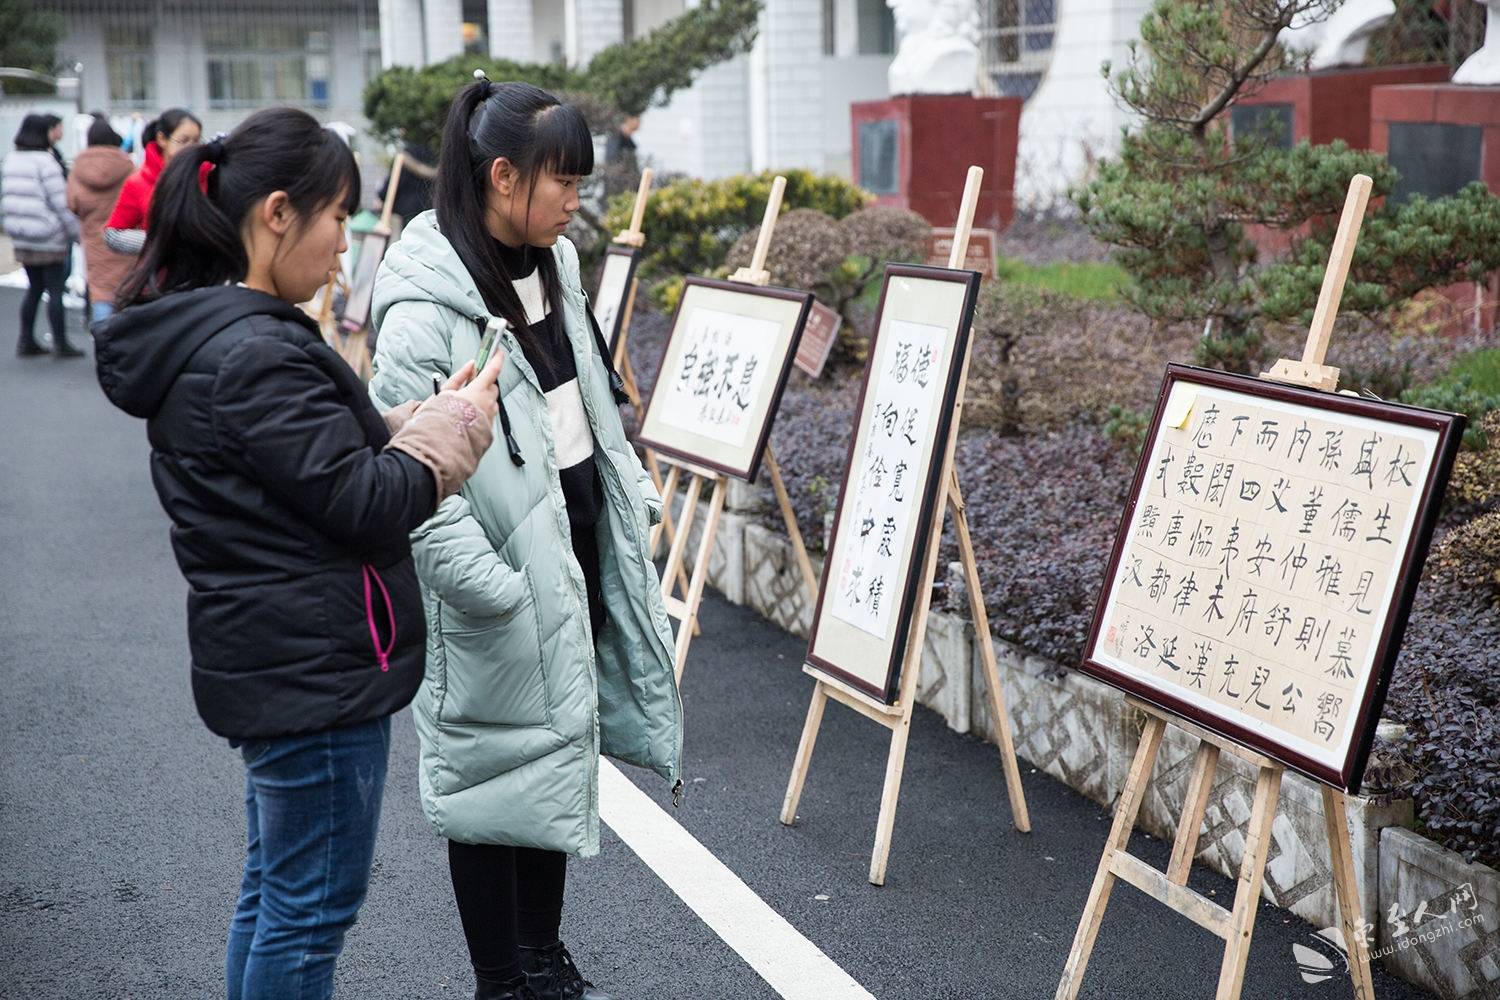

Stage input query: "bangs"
[
  {"left": 301, "top": 129, "right": 361, "bottom": 215},
  {"left": 532, "top": 103, "right": 594, "bottom": 178}
]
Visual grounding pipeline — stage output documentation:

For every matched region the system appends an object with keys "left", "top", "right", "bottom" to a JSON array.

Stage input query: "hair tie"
[
  {"left": 473, "top": 68, "right": 493, "bottom": 98},
  {"left": 204, "top": 134, "right": 227, "bottom": 165}
]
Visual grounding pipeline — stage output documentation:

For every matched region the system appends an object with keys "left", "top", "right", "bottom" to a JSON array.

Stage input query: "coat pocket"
[{"left": 435, "top": 568, "right": 549, "bottom": 728}]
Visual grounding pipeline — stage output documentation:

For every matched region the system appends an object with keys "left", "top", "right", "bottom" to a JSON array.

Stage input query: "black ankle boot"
[
  {"left": 520, "top": 942, "right": 613, "bottom": 1000},
  {"left": 54, "top": 338, "right": 84, "bottom": 358},
  {"left": 16, "top": 335, "right": 47, "bottom": 357},
  {"left": 474, "top": 973, "right": 539, "bottom": 1000}
]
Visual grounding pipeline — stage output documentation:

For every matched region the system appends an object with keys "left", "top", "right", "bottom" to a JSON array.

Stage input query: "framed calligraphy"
[
  {"left": 805, "top": 264, "right": 982, "bottom": 703},
  {"left": 1085, "top": 364, "right": 1464, "bottom": 792},
  {"left": 636, "top": 276, "right": 813, "bottom": 482},
  {"left": 592, "top": 245, "right": 641, "bottom": 349}
]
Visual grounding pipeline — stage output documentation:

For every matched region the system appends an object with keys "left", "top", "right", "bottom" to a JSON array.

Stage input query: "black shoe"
[
  {"left": 54, "top": 340, "right": 84, "bottom": 358},
  {"left": 520, "top": 942, "right": 614, "bottom": 1000},
  {"left": 16, "top": 337, "right": 47, "bottom": 357},
  {"left": 475, "top": 974, "right": 540, "bottom": 1000}
]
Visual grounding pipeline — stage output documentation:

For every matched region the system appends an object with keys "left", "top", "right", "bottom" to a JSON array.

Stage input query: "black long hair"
[
  {"left": 143, "top": 107, "right": 200, "bottom": 152},
  {"left": 86, "top": 112, "right": 123, "bottom": 148},
  {"left": 116, "top": 107, "right": 359, "bottom": 305},
  {"left": 14, "top": 113, "right": 61, "bottom": 151},
  {"left": 434, "top": 79, "right": 592, "bottom": 372}
]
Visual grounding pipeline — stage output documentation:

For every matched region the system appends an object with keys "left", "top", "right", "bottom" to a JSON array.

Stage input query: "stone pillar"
[
  {"left": 567, "top": 0, "right": 625, "bottom": 66},
  {"left": 422, "top": 0, "right": 465, "bottom": 63},
  {"left": 487, "top": 0, "right": 536, "bottom": 62},
  {"left": 748, "top": 0, "right": 826, "bottom": 171},
  {"left": 379, "top": 0, "right": 428, "bottom": 68}
]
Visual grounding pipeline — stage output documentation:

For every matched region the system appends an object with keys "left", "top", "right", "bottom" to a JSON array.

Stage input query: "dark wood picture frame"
[
  {"left": 1082, "top": 363, "right": 1464, "bottom": 792},
  {"left": 636, "top": 275, "right": 813, "bottom": 484},
  {"left": 804, "top": 264, "right": 981, "bottom": 704},
  {"left": 593, "top": 244, "right": 642, "bottom": 348}
]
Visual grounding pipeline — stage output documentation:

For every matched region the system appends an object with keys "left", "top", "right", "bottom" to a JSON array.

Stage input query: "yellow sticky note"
[{"left": 1164, "top": 388, "right": 1196, "bottom": 429}]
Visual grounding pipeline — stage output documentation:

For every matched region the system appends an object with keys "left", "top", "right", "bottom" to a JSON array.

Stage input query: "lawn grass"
[
  {"left": 1445, "top": 346, "right": 1500, "bottom": 395},
  {"left": 995, "top": 256, "right": 1130, "bottom": 302}
]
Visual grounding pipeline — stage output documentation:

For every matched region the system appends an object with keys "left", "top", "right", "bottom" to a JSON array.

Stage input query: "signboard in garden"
[
  {"left": 637, "top": 276, "right": 812, "bottom": 483},
  {"left": 926, "top": 227, "right": 996, "bottom": 279},
  {"left": 805, "top": 264, "right": 981, "bottom": 703},
  {"left": 793, "top": 300, "right": 842, "bottom": 379},
  {"left": 1084, "top": 364, "right": 1464, "bottom": 791}
]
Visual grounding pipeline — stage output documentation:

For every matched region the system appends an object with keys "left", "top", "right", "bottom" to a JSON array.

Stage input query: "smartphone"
[{"left": 475, "top": 319, "right": 503, "bottom": 370}]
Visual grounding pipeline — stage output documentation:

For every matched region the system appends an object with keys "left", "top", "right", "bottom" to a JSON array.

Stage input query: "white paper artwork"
[
  {"left": 656, "top": 306, "right": 780, "bottom": 449},
  {"left": 593, "top": 256, "right": 631, "bottom": 346},
  {"left": 1092, "top": 380, "right": 1438, "bottom": 773},
  {"left": 828, "top": 318, "right": 948, "bottom": 638}
]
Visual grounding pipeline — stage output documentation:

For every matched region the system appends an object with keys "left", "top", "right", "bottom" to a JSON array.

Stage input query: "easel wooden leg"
[
  {"left": 671, "top": 477, "right": 726, "bottom": 682},
  {"left": 780, "top": 681, "right": 829, "bottom": 825},
  {"left": 869, "top": 702, "right": 915, "bottom": 886},
  {"left": 650, "top": 462, "right": 680, "bottom": 556},
  {"left": 1323, "top": 786, "right": 1376, "bottom": 999},
  {"left": 764, "top": 447, "right": 819, "bottom": 605},
  {"left": 1215, "top": 765, "right": 1283, "bottom": 1000},
  {"left": 949, "top": 473, "right": 1031, "bottom": 834},
  {"left": 1167, "top": 743, "right": 1220, "bottom": 885},
  {"left": 660, "top": 472, "right": 700, "bottom": 609},
  {"left": 1057, "top": 715, "right": 1167, "bottom": 1000}
]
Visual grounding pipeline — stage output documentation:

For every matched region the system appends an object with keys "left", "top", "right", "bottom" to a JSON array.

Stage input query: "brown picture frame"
[
  {"left": 1082, "top": 363, "right": 1464, "bottom": 792},
  {"left": 636, "top": 275, "right": 813, "bottom": 484},
  {"left": 804, "top": 264, "right": 981, "bottom": 704}
]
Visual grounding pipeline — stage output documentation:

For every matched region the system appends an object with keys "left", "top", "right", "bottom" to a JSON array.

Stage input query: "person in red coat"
[{"left": 104, "top": 107, "right": 201, "bottom": 259}]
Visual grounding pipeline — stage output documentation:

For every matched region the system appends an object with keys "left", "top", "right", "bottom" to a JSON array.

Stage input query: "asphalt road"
[{"left": 0, "top": 291, "right": 1436, "bottom": 999}]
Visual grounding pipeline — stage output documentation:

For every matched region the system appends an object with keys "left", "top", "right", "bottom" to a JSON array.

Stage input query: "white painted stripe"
[
  {"left": 598, "top": 761, "right": 877, "bottom": 1000},
  {"left": 544, "top": 379, "right": 594, "bottom": 468}
]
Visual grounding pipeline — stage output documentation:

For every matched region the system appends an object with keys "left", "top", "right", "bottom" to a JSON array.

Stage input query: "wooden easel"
[
  {"left": 609, "top": 169, "right": 652, "bottom": 423},
  {"left": 779, "top": 167, "right": 1032, "bottom": 887},
  {"left": 651, "top": 175, "right": 822, "bottom": 681},
  {"left": 606, "top": 168, "right": 687, "bottom": 597},
  {"left": 1055, "top": 175, "right": 1378, "bottom": 1000}
]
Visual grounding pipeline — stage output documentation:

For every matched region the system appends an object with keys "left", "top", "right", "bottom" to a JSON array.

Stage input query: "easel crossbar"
[{"left": 1108, "top": 850, "right": 1232, "bottom": 939}]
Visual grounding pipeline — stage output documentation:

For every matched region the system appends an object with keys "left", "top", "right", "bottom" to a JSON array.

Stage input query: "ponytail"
[
  {"left": 117, "top": 107, "right": 359, "bottom": 305},
  {"left": 434, "top": 78, "right": 593, "bottom": 379}
]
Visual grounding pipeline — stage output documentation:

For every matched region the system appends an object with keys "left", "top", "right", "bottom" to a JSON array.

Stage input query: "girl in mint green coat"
[{"left": 369, "top": 76, "right": 682, "bottom": 1000}]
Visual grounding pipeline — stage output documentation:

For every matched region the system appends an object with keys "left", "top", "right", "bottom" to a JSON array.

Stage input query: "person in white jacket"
[{"left": 1, "top": 113, "right": 82, "bottom": 356}]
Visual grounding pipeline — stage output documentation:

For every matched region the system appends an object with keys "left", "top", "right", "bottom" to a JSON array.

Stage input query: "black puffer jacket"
[{"left": 95, "top": 286, "right": 434, "bottom": 740}]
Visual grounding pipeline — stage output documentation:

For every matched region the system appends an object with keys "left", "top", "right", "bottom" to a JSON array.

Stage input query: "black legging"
[
  {"left": 20, "top": 262, "right": 67, "bottom": 347},
  {"left": 448, "top": 841, "right": 567, "bottom": 986}
]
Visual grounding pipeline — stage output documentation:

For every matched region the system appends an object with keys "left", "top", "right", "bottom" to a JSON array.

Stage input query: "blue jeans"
[
  {"left": 90, "top": 301, "right": 115, "bottom": 325},
  {"left": 226, "top": 716, "right": 391, "bottom": 1000}
]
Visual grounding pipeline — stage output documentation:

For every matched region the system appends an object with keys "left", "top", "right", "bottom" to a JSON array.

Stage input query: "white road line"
[{"left": 598, "top": 761, "right": 877, "bottom": 1000}]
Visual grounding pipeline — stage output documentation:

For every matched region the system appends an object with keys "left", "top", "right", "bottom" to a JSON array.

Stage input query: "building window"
[
  {"left": 105, "top": 23, "right": 154, "bottom": 108},
  {"left": 205, "top": 24, "right": 331, "bottom": 109},
  {"left": 980, "top": 0, "right": 1055, "bottom": 101},
  {"left": 857, "top": 0, "right": 895, "bottom": 55}
]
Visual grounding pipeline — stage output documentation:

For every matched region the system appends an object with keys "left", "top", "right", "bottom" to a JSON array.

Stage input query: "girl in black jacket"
[{"left": 94, "top": 107, "right": 504, "bottom": 1000}]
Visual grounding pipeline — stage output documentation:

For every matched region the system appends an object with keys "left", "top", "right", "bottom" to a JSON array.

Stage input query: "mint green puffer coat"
[{"left": 369, "top": 212, "right": 682, "bottom": 857}]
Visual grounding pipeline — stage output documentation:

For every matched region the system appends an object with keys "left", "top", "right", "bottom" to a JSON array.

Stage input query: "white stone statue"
[
  {"left": 1453, "top": 0, "right": 1500, "bottom": 84},
  {"left": 1279, "top": 0, "right": 1395, "bottom": 70},
  {"left": 886, "top": 0, "right": 980, "bottom": 96}
]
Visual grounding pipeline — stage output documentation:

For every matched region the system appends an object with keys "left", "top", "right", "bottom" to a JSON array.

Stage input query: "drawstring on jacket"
[{"left": 362, "top": 564, "right": 396, "bottom": 672}]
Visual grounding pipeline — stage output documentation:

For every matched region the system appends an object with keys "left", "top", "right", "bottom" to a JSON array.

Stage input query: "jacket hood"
[
  {"left": 72, "top": 146, "right": 134, "bottom": 191},
  {"left": 94, "top": 285, "right": 320, "bottom": 419},
  {"left": 371, "top": 210, "right": 491, "bottom": 330}
]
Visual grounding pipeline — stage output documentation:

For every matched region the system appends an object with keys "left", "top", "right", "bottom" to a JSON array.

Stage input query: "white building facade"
[{"left": 40, "top": 0, "right": 1152, "bottom": 211}]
